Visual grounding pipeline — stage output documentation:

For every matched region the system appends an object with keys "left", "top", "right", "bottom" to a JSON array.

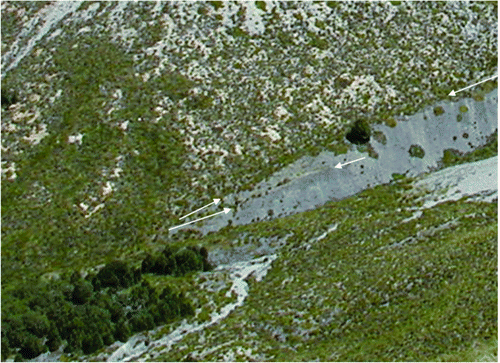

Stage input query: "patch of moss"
[
  {"left": 325, "top": 142, "right": 347, "bottom": 155},
  {"left": 480, "top": 79, "right": 497, "bottom": 94},
  {"left": 372, "top": 131, "right": 387, "bottom": 145},
  {"left": 391, "top": 173, "right": 406, "bottom": 181},
  {"left": 255, "top": 1, "right": 266, "bottom": 11},
  {"left": 208, "top": 1, "right": 224, "bottom": 10},
  {"left": 457, "top": 114, "right": 463, "bottom": 122},
  {"left": 433, "top": 106, "right": 445, "bottom": 116},
  {"left": 385, "top": 117, "right": 397, "bottom": 128},
  {"left": 409, "top": 144, "right": 425, "bottom": 158},
  {"left": 459, "top": 105, "right": 469, "bottom": 113},
  {"left": 472, "top": 92, "right": 485, "bottom": 102},
  {"left": 440, "top": 132, "right": 497, "bottom": 168}
]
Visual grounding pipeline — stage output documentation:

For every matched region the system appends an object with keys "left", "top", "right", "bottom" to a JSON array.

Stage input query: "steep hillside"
[{"left": 1, "top": 1, "right": 497, "bottom": 362}]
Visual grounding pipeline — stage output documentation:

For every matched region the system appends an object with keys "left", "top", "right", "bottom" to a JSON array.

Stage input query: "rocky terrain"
[{"left": 1, "top": 1, "right": 497, "bottom": 362}]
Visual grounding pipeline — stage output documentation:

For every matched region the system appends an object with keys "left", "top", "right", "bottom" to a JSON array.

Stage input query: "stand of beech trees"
[{"left": 1, "top": 246, "right": 212, "bottom": 360}]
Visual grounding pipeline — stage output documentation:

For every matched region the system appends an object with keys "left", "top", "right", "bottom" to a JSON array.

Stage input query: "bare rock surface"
[{"left": 192, "top": 89, "right": 497, "bottom": 235}]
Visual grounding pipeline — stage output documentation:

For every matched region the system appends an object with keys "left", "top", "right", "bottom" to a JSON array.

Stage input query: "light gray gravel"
[{"left": 189, "top": 89, "right": 497, "bottom": 235}]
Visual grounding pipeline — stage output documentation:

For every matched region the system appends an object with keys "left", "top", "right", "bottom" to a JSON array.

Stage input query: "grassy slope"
[
  {"left": 1, "top": 1, "right": 498, "bottom": 361},
  {"left": 148, "top": 177, "right": 497, "bottom": 362}
]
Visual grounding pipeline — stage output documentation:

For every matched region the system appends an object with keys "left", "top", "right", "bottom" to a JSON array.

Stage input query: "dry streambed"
[
  {"left": 191, "top": 89, "right": 497, "bottom": 234},
  {"left": 96, "top": 102, "right": 497, "bottom": 361},
  {"left": 94, "top": 254, "right": 278, "bottom": 362}
]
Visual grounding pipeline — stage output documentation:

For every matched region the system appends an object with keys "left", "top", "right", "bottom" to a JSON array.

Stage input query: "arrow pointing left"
[
  {"left": 179, "top": 198, "right": 221, "bottom": 220},
  {"left": 169, "top": 208, "right": 231, "bottom": 231},
  {"left": 449, "top": 74, "right": 498, "bottom": 96},
  {"left": 335, "top": 157, "right": 366, "bottom": 169}
]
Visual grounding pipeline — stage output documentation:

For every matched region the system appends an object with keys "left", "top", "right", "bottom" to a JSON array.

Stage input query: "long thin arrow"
[
  {"left": 449, "top": 74, "right": 498, "bottom": 96},
  {"left": 335, "top": 157, "right": 366, "bottom": 169},
  {"left": 179, "top": 198, "right": 220, "bottom": 220},
  {"left": 169, "top": 208, "right": 231, "bottom": 231}
]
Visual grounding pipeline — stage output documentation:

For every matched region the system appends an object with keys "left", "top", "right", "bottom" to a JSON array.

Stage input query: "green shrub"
[
  {"left": 22, "top": 311, "right": 50, "bottom": 338},
  {"left": 472, "top": 92, "right": 485, "bottom": 102},
  {"left": 79, "top": 305, "right": 114, "bottom": 350},
  {"left": 208, "top": 1, "right": 224, "bottom": 10},
  {"left": 385, "top": 117, "right": 397, "bottom": 128},
  {"left": 409, "top": 144, "right": 426, "bottom": 158},
  {"left": 255, "top": 1, "right": 266, "bottom": 11},
  {"left": 1, "top": 336, "right": 11, "bottom": 361},
  {"left": 71, "top": 280, "right": 94, "bottom": 305},
  {"left": 459, "top": 105, "right": 469, "bottom": 113},
  {"left": 141, "top": 253, "right": 156, "bottom": 273},
  {"left": 179, "top": 300, "right": 195, "bottom": 316},
  {"left": 45, "top": 321, "right": 62, "bottom": 352},
  {"left": 1, "top": 89, "right": 18, "bottom": 110},
  {"left": 96, "top": 260, "right": 133, "bottom": 289},
  {"left": 433, "top": 106, "right": 445, "bottom": 116},
  {"left": 4, "top": 316, "right": 27, "bottom": 347},
  {"left": 441, "top": 149, "right": 462, "bottom": 166},
  {"left": 392, "top": 173, "right": 406, "bottom": 181},
  {"left": 65, "top": 330, "right": 82, "bottom": 353},
  {"left": 130, "top": 311, "right": 155, "bottom": 332},
  {"left": 129, "top": 280, "right": 158, "bottom": 309},
  {"left": 114, "top": 318, "right": 131, "bottom": 342},
  {"left": 346, "top": 120, "right": 371, "bottom": 145},
  {"left": 133, "top": 267, "right": 142, "bottom": 283},
  {"left": 373, "top": 131, "right": 387, "bottom": 145},
  {"left": 174, "top": 248, "right": 203, "bottom": 275},
  {"left": 152, "top": 253, "right": 168, "bottom": 274},
  {"left": 19, "top": 333, "right": 47, "bottom": 359},
  {"left": 200, "top": 246, "right": 208, "bottom": 259},
  {"left": 81, "top": 331, "right": 103, "bottom": 355},
  {"left": 164, "top": 253, "right": 178, "bottom": 275}
]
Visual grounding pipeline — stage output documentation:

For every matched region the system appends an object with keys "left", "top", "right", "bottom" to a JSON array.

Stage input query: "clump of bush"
[
  {"left": 142, "top": 245, "right": 212, "bottom": 276},
  {"left": 433, "top": 106, "right": 445, "bottom": 116},
  {"left": 440, "top": 132, "right": 497, "bottom": 168},
  {"left": 93, "top": 260, "right": 140, "bottom": 290},
  {"left": 384, "top": 117, "right": 397, "bottom": 128},
  {"left": 1, "top": 88, "right": 18, "bottom": 110},
  {"left": 372, "top": 131, "right": 387, "bottom": 145},
  {"left": 345, "top": 120, "right": 371, "bottom": 145},
  {"left": 409, "top": 144, "right": 425, "bottom": 158},
  {"left": 1, "top": 245, "right": 212, "bottom": 360}
]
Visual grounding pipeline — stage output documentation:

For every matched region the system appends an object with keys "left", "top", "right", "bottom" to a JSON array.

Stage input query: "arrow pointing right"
[
  {"left": 170, "top": 208, "right": 231, "bottom": 231},
  {"left": 179, "top": 198, "right": 221, "bottom": 220}
]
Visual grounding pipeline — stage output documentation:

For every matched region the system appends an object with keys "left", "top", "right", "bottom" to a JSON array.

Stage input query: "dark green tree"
[
  {"left": 96, "top": 260, "right": 133, "bottom": 289},
  {"left": 19, "top": 333, "right": 47, "bottom": 359},
  {"left": 164, "top": 253, "right": 177, "bottom": 275},
  {"left": 345, "top": 120, "right": 371, "bottom": 145},
  {"left": 141, "top": 253, "right": 156, "bottom": 273},
  {"left": 46, "top": 321, "right": 62, "bottom": 352},
  {"left": 1, "top": 335, "right": 11, "bottom": 361},
  {"left": 152, "top": 253, "right": 167, "bottom": 275},
  {"left": 114, "top": 318, "right": 131, "bottom": 342},
  {"left": 71, "top": 279, "right": 94, "bottom": 305},
  {"left": 174, "top": 248, "right": 203, "bottom": 275},
  {"left": 179, "top": 300, "right": 195, "bottom": 317},
  {"left": 81, "top": 331, "right": 103, "bottom": 355},
  {"left": 129, "top": 310, "right": 155, "bottom": 333}
]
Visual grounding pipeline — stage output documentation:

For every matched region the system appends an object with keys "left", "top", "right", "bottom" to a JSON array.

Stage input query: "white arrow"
[
  {"left": 449, "top": 74, "right": 498, "bottom": 96},
  {"left": 335, "top": 157, "right": 366, "bottom": 169},
  {"left": 179, "top": 198, "right": 221, "bottom": 220},
  {"left": 169, "top": 208, "right": 231, "bottom": 231}
]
